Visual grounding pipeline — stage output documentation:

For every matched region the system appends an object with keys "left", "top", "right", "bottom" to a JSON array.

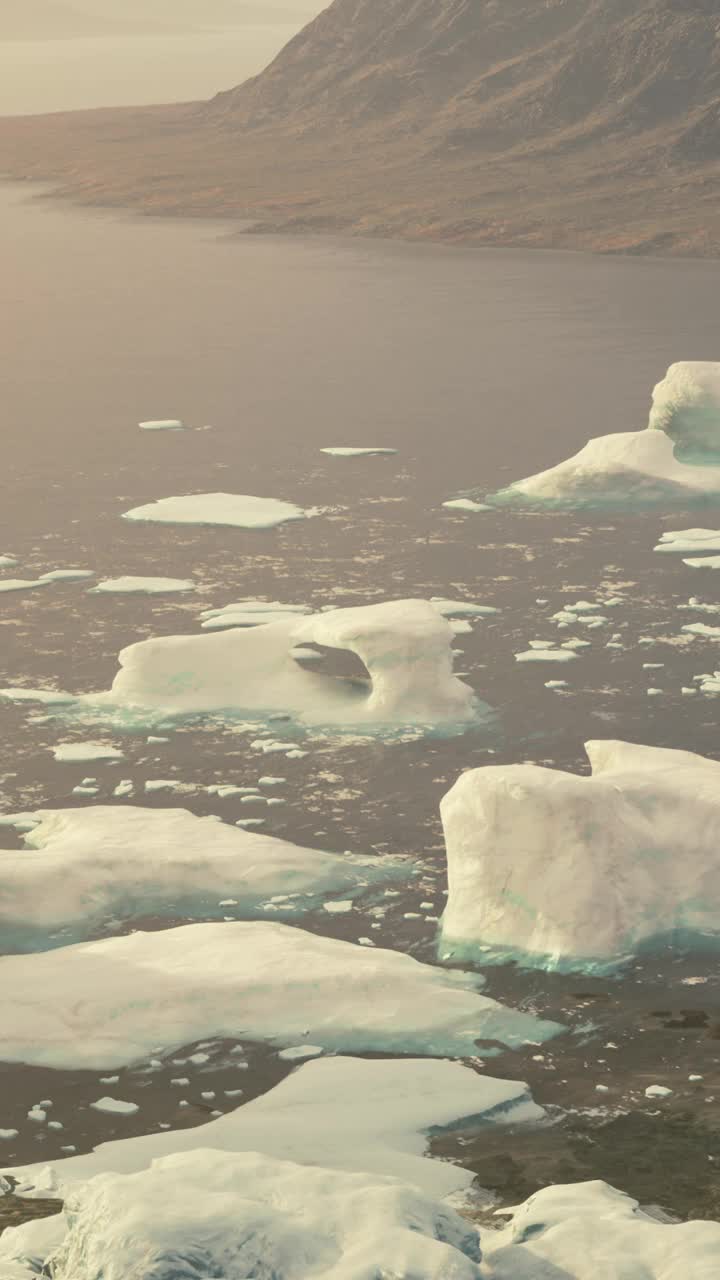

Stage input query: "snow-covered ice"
[
  {"left": 654, "top": 528, "right": 720, "bottom": 555},
  {"left": 122, "top": 493, "right": 308, "bottom": 530},
  {"left": 320, "top": 447, "right": 397, "bottom": 457},
  {"left": 0, "top": 921, "right": 560, "bottom": 1068},
  {"left": 89, "top": 1099, "right": 139, "bottom": 1117},
  {"left": 39, "top": 1149, "right": 484, "bottom": 1280},
  {"left": 5, "top": 1055, "right": 544, "bottom": 1196},
  {"left": 0, "top": 805, "right": 401, "bottom": 951},
  {"left": 93, "top": 599, "right": 481, "bottom": 729},
  {"left": 473, "top": 363, "right": 720, "bottom": 509},
  {"left": 0, "top": 808, "right": 397, "bottom": 952},
  {"left": 439, "top": 740, "right": 720, "bottom": 972},
  {"left": 90, "top": 577, "right": 196, "bottom": 594},
  {"left": 52, "top": 742, "right": 124, "bottom": 763}
]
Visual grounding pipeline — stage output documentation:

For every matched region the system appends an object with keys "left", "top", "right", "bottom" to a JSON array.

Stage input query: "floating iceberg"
[
  {"left": 92, "top": 599, "right": 481, "bottom": 729},
  {"left": 6, "top": 1055, "right": 543, "bottom": 1196},
  {"left": 0, "top": 578, "right": 51, "bottom": 594},
  {"left": 468, "top": 363, "right": 720, "bottom": 510},
  {"left": 442, "top": 498, "right": 492, "bottom": 513},
  {"left": 483, "top": 1180, "right": 720, "bottom": 1280},
  {"left": 122, "top": 493, "right": 308, "bottom": 530},
  {"left": 0, "top": 921, "right": 560, "bottom": 1070},
  {"left": 320, "top": 447, "right": 397, "bottom": 457},
  {"left": 52, "top": 742, "right": 124, "bottom": 763},
  {"left": 0, "top": 806, "right": 400, "bottom": 952},
  {"left": 685, "top": 556, "right": 720, "bottom": 569},
  {"left": 40, "top": 1149, "right": 484, "bottom": 1280},
  {"left": 39, "top": 569, "right": 95, "bottom": 583},
  {"left": 199, "top": 600, "right": 311, "bottom": 630},
  {"left": 90, "top": 577, "right": 196, "bottom": 594},
  {"left": 654, "top": 528, "right": 720, "bottom": 555},
  {"left": 439, "top": 740, "right": 720, "bottom": 972}
]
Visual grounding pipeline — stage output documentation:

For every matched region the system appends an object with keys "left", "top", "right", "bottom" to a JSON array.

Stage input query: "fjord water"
[{"left": 2, "top": 183, "right": 720, "bottom": 1202}]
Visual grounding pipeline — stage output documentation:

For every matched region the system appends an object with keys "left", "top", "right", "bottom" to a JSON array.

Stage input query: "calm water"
[{"left": 2, "top": 184, "right": 720, "bottom": 1209}]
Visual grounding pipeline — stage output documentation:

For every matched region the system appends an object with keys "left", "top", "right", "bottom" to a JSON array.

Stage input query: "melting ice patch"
[
  {"left": 122, "top": 493, "right": 309, "bottom": 530},
  {"left": 87, "top": 599, "right": 483, "bottom": 732},
  {"left": 458, "top": 363, "right": 720, "bottom": 510},
  {"left": 0, "top": 806, "right": 402, "bottom": 952},
  {"left": 90, "top": 577, "right": 196, "bottom": 594},
  {"left": 439, "top": 740, "right": 720, "bottom": 973},
  {"left": 0, "top": 921, "right": 561, "bottom": 1070}
]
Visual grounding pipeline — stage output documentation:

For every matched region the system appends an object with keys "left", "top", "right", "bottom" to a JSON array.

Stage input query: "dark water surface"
[{"left": 1, "top": 184, "right": 720, "bottom": 1216}]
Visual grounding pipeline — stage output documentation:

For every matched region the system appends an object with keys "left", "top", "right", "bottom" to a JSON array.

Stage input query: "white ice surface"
[
  {"left": 442, "top": 499, "right": 492, "bottom": 512},
  {"left": 439, "top": 740, "right": 720, "bottom": 971},
  {"left": 320, "top": 447, "right": 397, "bottom": 457},
  {"left": 200, "top": 600, "right": 311, "bottom": 630},
  {"left": 483, "top": 1179, "right": 720, "bottom": 1279},
  {"left": 0, "top": 921, "right": 560, "bottom": 1070},
  {"left": 122, "top": 493, "right": 308, "bottom": 530},
  {"left": 39, "top": 570, "right": 95, "bottom": 583},
  {"left": 93, "top": 599, "right": 480, "bottom": 728},
  {"left": 39, "top": 1149, "right": 484, "bottom": 1280},
  {"left": 654, "top": 528, "right": 720, "bottom": 555},
  {"left": 5, "top": 1056, "right": 543, "bottom": 1196},
  {"left": 138, "top": 419, "right": 184, "bottom": 431},
  {"left": 52, "top": 742, "right": 124, "bottom": 763},
  {"left": 480, "top": 363, "right": 720, "bottom": 509},
  {"left": 684, "top": 556, "right": 720, "bottom": 569},
  {"left": 0, "top": 805, "right": 399, "bottom": 950},
  {"left": 90, "top": 577, "right": 196, "bottom": 594},
  {"left": 0, "top": 579, "right": 51, "bottom": 593}
]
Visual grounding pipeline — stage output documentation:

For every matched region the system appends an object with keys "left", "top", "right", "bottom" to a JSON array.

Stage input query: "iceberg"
[
  {"left": 320, "top": 447, "right": 397, "bottom": 457},
  {"left": 37, "top": 1149, "right": 484, "bottom": 1280},
  {"left": 0, "top": 805, "right": 401, "bottom": 952},
  {"left": 138, "top": 420, "right": 184, "bottom": 431},
  {"left": 51, "top": 742, "right": 124, "bottom": 763},
  {"left": 468, "top": 363, "right": 720, "bottom": 510},
  {"left": 439, "top": 740, "right": 720, "bottom": 972},
  {"left": 199, "top": 599, "right": 311, "bottom": 630},
  {"left": 654, "top": 528, "right": 720, "bottom": 555},
  {"left": 90, "top": 577, "right": 196, "bottom": 594},
  {"left": 122, "top": 493, "right": 308, "bottom": 530},
  {"left": 483, "top": 1180, "right": 720, "bottom": 1280},
  {"left": 92, "top": 599, "right": 481, "bottom": 729},
  {"left": 0, "top": 578, "right": 51, "bottom": 593},
  {"left": 5, "top": 1055, "right": 544, "bottom": 1196},
  {"left": 0, "top": 921, "right": 561, "bottom": 1070}
]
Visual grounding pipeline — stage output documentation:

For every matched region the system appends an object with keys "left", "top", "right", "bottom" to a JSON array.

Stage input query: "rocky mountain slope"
[{"left": 2, "top": 0, "right": 720, "bottom": 253}]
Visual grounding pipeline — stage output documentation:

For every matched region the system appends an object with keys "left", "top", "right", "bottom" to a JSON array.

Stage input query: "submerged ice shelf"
[
  {"left": 439, "top": 740, "right": 720, "bottom": 973},
  {"left": 0, "top": 806, "right": 403, "bottom": 952},
  {"left": 0, "top": 920, "right": 561, "bottom": 1070}
]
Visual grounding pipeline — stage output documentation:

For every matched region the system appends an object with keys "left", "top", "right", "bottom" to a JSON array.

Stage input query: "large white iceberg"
[
  {"left": 0, "top": 921, "right": 560, "bottom": 1069},
  {"left": 122, "top": 493, "right": 308, "bottom": 529},
  {"left": 40, "top": 1149, "right": 484, "bottom": 1280},
  {"left": 474, "top": 363, "right": 720, "bottom": 509},
  {"left": 484, "top": 1179, "right": 720, "bottom": 1280},
  {"left": 5, "top": 1055, "right": 543, "bottom": 1195},
  {"left": 0, "top": 806, "right": 400, "bottom": 952},
  {"left": 439, "top": 740, "right": 720, "bottom": 972},
  {"left": 92, "top": 599, "right": 480, "bottom": 728}
]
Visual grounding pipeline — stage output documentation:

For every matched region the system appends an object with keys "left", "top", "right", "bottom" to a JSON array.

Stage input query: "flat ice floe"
[
  {"left": 0, "top": 806, "right": 400, "bottom": 952},
  {"left": 6, "top": 1056, "right": 543, "bottom": 1195},
  {"left": 0, "top": 578, "right": 51, "bottom": 593},
  {"left": 654, "top": 528, "right": 720, "bottom": 555},
  {"left": 138, "top": 419, "right": 184, "bottom": 431},
  {"left": 320, "top": 447, "right": 397, "bottom": 457},
  {"left": 464, "top": 363, "right": 720, "bottom": 509},
  {"left": 0, "top": 921, "right": 560, "bottom": 1069},
  {"left": 51, "top": 742, "right": 124, "bottom": 763},
  {"left": 122, "top": 492, "right": 308, "bottom": 530},
  {"left": 199, "top": 599, "right": 310, "bottom": 630},
  {"left": 439, "top": 740, "right": 720, "bottom": 972},
  {"left": 92, "top": 599, "right": 481, "bottom": 729},
  {"left": 90, "top": 576, "right": 196, "bottom": 594}
]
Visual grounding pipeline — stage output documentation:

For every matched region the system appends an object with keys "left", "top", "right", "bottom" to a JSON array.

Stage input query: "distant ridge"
[{"left": 2, "top": 0, "right": 720, "bottom": 255}]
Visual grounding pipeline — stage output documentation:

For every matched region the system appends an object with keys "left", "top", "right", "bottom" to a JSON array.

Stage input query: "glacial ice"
[
  {"left": 439, "top": 740, "right": 720, "bottom": 972},
  {"left": 320, "top": 447, "right": 397, "bottom": 457},
  {"left": 39, "top": 1150, "right": 485, "bottom": 1280},
  {"left": 92, "top": 599, "right": 481, "bottom": 729},
  {"left": 200, "top": 600, "right": 311, "bottom": 630},
  {"left": 5, "top": 1055, "right": 544, "bottom": 1196},
  {"left": 0, "top": 806, "right": 401, "bottom": 951},
  {"left": 0, "top": 921, "right": 560, "bottom": 1069},
  {"left": 122, "top": 493, "right": 308, "bottom": 530},
  {"left": 472, "top": 363, "right": 720, "bottom": 510},
  {"left": 90, "top": 577, "right": 196, "bottom": 594},
  {"left": 654, "top": 528, "right": 720, "bottom": 555}
]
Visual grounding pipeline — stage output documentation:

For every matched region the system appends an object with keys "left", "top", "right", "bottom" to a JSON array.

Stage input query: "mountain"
[{"left": 2, "top": 0, "right": 720, "bottom": 254}]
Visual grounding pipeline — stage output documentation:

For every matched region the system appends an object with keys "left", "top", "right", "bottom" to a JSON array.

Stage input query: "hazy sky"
[{"left": 0, "top": 2, "right": 325, "bottom": 115}]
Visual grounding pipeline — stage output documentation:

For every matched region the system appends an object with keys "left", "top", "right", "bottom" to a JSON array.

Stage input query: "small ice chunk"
[
  {"left": 645, "top": 1085, "right": 673, "bottom": 1099},
  {"left": 278, "top": 1045, "right": 324, "bottom": 1062},
  {"left": 0, "top": 1129, "right": 19, "bottom": 1140},
  {"left": 39, "top": 569, "right": 95, "bottom": 583},
  {"left": 53, "top": 743, "right": 124, "bottom": 764},
  {"left": 515, "top": 649, "right": 577, "bottom": 663},
  {"left": 139, "top": 419, "right": 184, "bottom": 431},
  {"left": 323, "top": 900, "right": 354, "bottom": 914},
  {"left": 27, "top": 1107, "right": 46, "bottom": 1123},
  {"left": 321, "top": 447, "right": 397, "bottom": 457},
  {"left": 0, "top": 578, "right": 51, "bottom": 593},
  {"left": 90, "top": 1097, "right": 140, "bottom": 1115},
  {"left": 91, "top": 577, "right": 196, "bottom": 595},
  {"left": 442, "top": 498, "right": 492, "bottom": 512},
  {"left": 545, "top": 680, "right": 568, "bottom": 690}
]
